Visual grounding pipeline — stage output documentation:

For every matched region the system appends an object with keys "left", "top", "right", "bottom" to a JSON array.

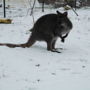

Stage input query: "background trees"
[{"left": 38, "top": 0, "right": 90, "bottom": 8}]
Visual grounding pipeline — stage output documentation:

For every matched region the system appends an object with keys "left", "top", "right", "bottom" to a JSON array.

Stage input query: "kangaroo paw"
[{"left": 48, "top": 49, "right": 61, "bottom": 53}]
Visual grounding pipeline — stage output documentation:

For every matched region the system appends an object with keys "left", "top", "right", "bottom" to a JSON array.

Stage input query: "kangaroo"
[{"left": 0, "top": 11, "right": 73, "bottom": 53}]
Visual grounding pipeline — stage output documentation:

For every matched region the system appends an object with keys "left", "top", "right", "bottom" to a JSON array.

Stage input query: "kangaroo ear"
[
  {"left": 63, "top": 12, "right": 68, "bottom": 16},
  {"left": 56, "top": 10, "right": 62, "bottom": 15}
]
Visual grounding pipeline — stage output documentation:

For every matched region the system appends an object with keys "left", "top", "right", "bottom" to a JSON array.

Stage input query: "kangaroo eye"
[
  {"left": 61, "top": 25, "right": 64, "bottom": 29},
  {"left": 57, "top": 20, "right": 61, "bottom": 24},
  {"left": 57, "top": 21, "right": 60, "bottom": 23}
]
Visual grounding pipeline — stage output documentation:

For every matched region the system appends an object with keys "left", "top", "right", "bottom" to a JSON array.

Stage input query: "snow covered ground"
[{"left": 0, "top": 7, "right": 90, "bottom": 90}]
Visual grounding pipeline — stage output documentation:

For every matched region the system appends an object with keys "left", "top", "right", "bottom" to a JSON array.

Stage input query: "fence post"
[
  {"left": 42, "top": 0, "right": 44, "bottom": 12},
  {"left": 3, "top": 0, "right": 6, "bottom": 18},
  {"left": 75, "top": 0, "right": 77, "bottom": 10}
]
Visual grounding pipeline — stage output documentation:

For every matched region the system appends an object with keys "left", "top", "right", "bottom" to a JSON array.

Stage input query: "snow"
[{"left": 0, "top": 7, "right": 90, "bottom": 90}]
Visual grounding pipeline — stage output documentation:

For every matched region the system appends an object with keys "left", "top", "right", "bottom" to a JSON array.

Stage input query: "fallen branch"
[{"left": 0, "top": 19, "right": 12, "bottom": 24}]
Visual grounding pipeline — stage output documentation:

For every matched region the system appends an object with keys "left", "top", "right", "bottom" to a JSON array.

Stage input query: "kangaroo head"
[
  {"left": 57, "top": 10, "right": 68, "bottom": 17},
  {"left": 56, "top": 11, "right": 73, "bottom": 35},
  {"left": 57, "top": 11, "right": 72, "bottom": 29}
]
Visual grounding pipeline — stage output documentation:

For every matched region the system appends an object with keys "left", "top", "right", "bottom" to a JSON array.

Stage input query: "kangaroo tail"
[
  {"left": 0, "top": 37, "right": 36, "bottom": 48},
  {"left": 0, "top": 43, "right": 27, "bottom": 48},
  {"left": 0, "top": 33, "right": 36, "bottom": 48}
]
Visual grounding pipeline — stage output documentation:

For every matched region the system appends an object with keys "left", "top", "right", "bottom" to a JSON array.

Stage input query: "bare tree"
[{"left": 30, "top": 0, "right": 36, "bottom": 15}]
